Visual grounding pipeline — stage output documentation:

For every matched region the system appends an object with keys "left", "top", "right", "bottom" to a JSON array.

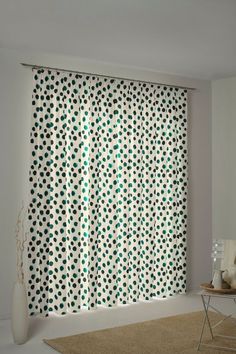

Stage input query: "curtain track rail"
[{"left": 21, "top": 63, "right": 196, "bottom": 91}]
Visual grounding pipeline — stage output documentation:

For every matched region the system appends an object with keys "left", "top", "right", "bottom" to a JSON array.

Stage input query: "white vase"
[
  {"left": 11, "top": 281, "right": 29, "bottom": 344},
  {"left": 212, "top": 270, "right": 222, "bottom": 289}
]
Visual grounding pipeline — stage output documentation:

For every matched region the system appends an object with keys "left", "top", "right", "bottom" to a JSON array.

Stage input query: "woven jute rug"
[{"left": 44, "top": 311, "right": 236, "bottom": 354}]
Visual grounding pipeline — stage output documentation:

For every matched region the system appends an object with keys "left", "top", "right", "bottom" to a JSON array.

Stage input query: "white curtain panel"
[{"left": 28, "top": 69, "right": 188, "bottom": 316}]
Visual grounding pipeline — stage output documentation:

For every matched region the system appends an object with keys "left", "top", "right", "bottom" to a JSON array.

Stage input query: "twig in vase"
[{"left": 15, "top": 202, "right": 28, "bottom": 283}]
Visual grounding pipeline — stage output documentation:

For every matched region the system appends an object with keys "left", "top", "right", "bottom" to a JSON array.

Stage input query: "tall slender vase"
[
  {"left": 212, "top": 270, "right": 222, "bottom": 289},
  {"left": 11, "top": 281, "right": 29, "bottom": 344}
]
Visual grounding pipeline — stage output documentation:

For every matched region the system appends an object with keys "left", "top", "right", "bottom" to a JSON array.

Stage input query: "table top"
[{"left": 199, "top": 290, "right": 236, "bottom": 299}]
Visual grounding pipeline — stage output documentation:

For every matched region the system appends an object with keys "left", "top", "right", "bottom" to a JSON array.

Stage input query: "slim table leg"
[
  {"left": 202, "top": 295, "right": 214, "bottom": 339},
  {"left": 197, "top": 295, "right": 213, "bottom": 350}
]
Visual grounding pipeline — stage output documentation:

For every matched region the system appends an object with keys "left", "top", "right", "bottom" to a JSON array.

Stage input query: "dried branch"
[{"left": 15, "top": 202, "right": 28, "bottom": 283}]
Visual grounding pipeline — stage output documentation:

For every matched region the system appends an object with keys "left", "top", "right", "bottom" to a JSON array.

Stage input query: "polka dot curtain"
[{"left": 28, "top": 69, "right": 187, "bottom": 316}]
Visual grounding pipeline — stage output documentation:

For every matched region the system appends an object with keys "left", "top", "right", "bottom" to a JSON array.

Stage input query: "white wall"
[
  {"left": 212, "top": 77, "right": 236, "bottom": 240},
  {"left": 0, "top": 47, "right": 212, "bottom": 319}
]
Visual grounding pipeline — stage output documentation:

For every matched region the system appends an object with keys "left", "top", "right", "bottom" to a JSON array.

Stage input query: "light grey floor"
[{"left": 1, "top": 292, "right": 236, "bottom": 354}]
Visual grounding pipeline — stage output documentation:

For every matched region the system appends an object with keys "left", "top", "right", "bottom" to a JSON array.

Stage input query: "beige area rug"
[{"left": 44, "top": 311, "right": 236, "bottom": 354}]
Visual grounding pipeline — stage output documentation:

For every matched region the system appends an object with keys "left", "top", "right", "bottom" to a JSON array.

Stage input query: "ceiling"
[{"left": 0, "top": 0, "right": 236, "bottom": 80}]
